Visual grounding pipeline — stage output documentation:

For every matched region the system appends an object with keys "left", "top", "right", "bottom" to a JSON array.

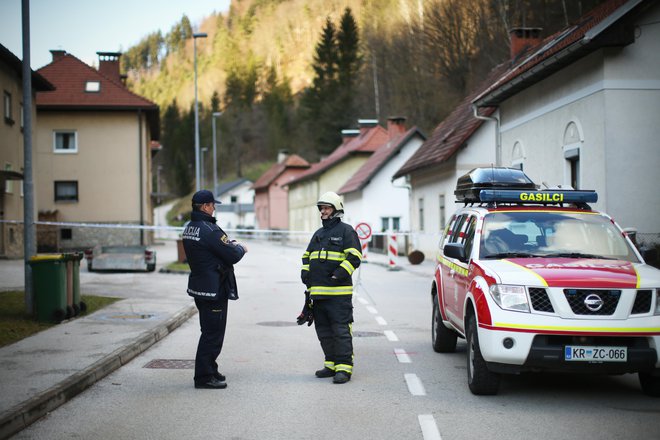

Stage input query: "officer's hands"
[
  {"left": 301, "top": 270, "right": 309, "bottom": 286},
  {"left": 236, "top": 242, "right": 248, "bottom": 253}
]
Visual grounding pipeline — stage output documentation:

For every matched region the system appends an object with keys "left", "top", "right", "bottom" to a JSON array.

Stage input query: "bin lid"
[{"left": 30, "top": 254, "right": 65, "bottom": 262}]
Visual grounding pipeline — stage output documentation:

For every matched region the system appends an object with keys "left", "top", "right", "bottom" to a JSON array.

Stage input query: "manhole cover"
[
  {"left": 354, "top": 331, "right": 383, "bottom": 338},
  {"left": 257, "top": 321, "right": 298, "bottom": 327},
  {"left": 144, "top": 359, "right": 194, "bottom": 369}
]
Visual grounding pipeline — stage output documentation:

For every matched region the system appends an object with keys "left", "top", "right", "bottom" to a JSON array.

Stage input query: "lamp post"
[
  {"left": 201, "top": 147, "right": 208, "bottom": 189},
  {"left": 193, "top": 32, "right": 207, "bottom": 192},
  {"left": 212, "top": 111, "right": 222, "bottom": 194}
]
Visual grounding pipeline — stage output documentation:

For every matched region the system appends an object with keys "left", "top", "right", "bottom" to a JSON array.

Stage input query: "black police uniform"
[
  {"left": 182, "top": 209, "right": 245, "bottom": 385},
  {"left": 301, "top": 216, "right": 362, "bottom": 377}
]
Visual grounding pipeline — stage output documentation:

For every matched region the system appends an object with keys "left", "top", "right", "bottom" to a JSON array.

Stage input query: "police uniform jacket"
[
  {"left": 301, "top": 217, "right": 362, "bottom": 299},
  {"left": 183, "top": 210, "right": 245, "bottom": 300}
]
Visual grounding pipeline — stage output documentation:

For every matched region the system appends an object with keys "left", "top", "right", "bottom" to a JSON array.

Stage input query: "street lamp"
[
  {"left": 212, "top": 111, "right": 222, "bottom": 194},
  {"left": 201, "top": 147, "right": 208, "bottom": 189},
  {"left": 193, "top": 32, "right": 207, "bottom": 192}
]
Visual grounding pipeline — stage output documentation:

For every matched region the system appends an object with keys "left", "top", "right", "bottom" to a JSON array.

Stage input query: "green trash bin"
[
  {"left": 29, "top": 254, "right": 68, "bottom": 323},
  {"left": 64, "top": 252, "right": 86, "bottom": 316}
]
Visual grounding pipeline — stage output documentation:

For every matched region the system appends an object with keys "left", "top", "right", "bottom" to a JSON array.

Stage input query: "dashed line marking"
[
  {"left": 418, "top": 414, "right": 442, "bottom": 440},
  {"left": 404, "top": 373, "right": 426, "bottom": 396},
  {"left": 375, "top": 316, "right": 388, "bottom": 325},
  {"left": 383, "top": 330, "right": 399, "bottom": 341},
  {"left": 366, "top": 306, "right": 378, "bottom": 314},
  {"left": 357, "top": 297, "right": 369, "bottom": 305},
  {"left": 394, "top": 348, "right": 411, "bottom": 363}
]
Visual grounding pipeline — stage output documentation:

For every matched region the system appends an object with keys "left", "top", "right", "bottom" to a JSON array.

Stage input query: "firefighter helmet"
[{"left": 317, "top": 191, "right": 344, "bottom": 212}]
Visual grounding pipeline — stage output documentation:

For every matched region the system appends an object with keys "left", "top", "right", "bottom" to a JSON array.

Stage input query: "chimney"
[
  {"left": 386, "top": 116, "right": 407, "bottom": 138},
  {"left": 341, "top": 129, "right": 360, "bottom": 144},
  {"left": 358, "top": 118, "right": 379, "bottom": 136},
  {"left": 509, "top": 28, "right": 542, "bottom": 59},
  {"left": 50, "top": 50, "right": 66, "bottom": 61},
  {"left": 277, "top": 149, "right": 289, "bottom": 164},
  {"left": 97, "top": 51, "right": 122, "bottom": 83}
]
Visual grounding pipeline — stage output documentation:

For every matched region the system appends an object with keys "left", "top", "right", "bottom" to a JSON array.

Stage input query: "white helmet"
[{"left": 317, "top": 191, "right": 344, "bottom": 212}]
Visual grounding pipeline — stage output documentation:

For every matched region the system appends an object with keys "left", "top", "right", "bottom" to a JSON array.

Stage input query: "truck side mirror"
[{"left": 444, "top": 242, "right": 467, "bottom": 263}]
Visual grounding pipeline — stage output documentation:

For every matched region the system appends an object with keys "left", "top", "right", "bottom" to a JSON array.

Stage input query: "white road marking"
[
  {"left": 375, "top": 316, "right": 388, "bottom": 325},
  {"left": 383, "top": 330, "right": 399, "bottom": 341},
  {"left": 357, "top": 297, "right": 369, "bottom": 305},
  {"left": 394, "top": 348, "right": 411, "bottom": 363},
  {"left": 366, "top": 306, "right": 378, "bottom": 314},
  {"left": 404, "top": 373, "right": 426, "bottom": 396},
  {"left": 418, "top": 414, "right": 442, "bottom": 440}
]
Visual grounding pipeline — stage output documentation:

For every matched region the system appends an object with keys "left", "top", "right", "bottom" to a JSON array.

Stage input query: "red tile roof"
[
  {"left": 474, "top": 0, "right": 640, "bottom": 106},
  {"left": 287, "top": 124, "right": 390, "bottom": 186},
  {"left": 252, "top": 154, "right": 310, "bottom": 190},
  {"left": 36, "top": 52, "right": 157, "bottom": 110},
  {"left": 393, "top": 64, "right": 508, "bottom": 178},
  {"left": 338, "top": 127, "right": 425, "bottom": 195}
]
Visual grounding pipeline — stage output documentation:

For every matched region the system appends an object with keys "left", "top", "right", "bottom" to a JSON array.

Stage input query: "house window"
[
  {"left": 3, "top": 91, "right": 13, "bottom": 125},
  {"left": 54, "top": 131, "right": 78, "bottom": 153},
  {"left": 381, "top": 217, "right": 389, "bottom": 232},
  {"left": 439, "top": 194, "right": 446, "bottom": 231},
  {"left": 511, "top": 141, "right": 524, "bottom": 170},
  {"left": 54, "top": 181, "right": 78, "bottom": 202},
  {"left": 230, "top": 195, "right": 238, "bottom": 203},
  {"left": 60, "top": 228, "right": 73, "bottom": 240},
  {"left": 392, "top": 217, "right": 400, "bottom": 231},
  {"left": 418, "top": 197, "right": 425, "bottom": 231},
  {"left": 19, "top": 103, "right": 24, "bottom": 129},
  {"left": 4, "top": 163, "right": 13, "bottom": 194},
  {"left": 85, "top": 81, "right": 101, "bottom": 92},
  {"left": 563, "top": 121, "right": 582, "bottom": 190}
]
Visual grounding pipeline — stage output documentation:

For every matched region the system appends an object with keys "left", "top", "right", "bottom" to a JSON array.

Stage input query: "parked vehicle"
[
  {"left": 84, "top": 245, "right": 156, "bottom": 272},
  {"left": 432, "top": 167, "right": 660, "bottom": 396}
]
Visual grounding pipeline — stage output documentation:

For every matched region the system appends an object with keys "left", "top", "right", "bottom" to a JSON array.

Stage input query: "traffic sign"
[{"left": 355, "top": 222, "right": 372, "bottom": 240}]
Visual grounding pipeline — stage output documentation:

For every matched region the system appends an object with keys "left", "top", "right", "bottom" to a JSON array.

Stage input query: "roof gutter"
[{"left": 472, "top": 105, "right": 501, "bottom": 166}]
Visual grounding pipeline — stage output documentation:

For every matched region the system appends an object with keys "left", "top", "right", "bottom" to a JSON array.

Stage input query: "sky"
[{"left": 0, "top": 0, "right": 231, "bottom": 70}]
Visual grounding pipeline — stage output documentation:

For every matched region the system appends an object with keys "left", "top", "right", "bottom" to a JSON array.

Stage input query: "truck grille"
[
  {"left": 529, "top": 288, "right": 554, "bottom": 312},
  {"left": 563, "top": 289, "right": 620, "bottom": 315},
  {"left": 631, "top": 290, "right": 652, "bottom": 314}
]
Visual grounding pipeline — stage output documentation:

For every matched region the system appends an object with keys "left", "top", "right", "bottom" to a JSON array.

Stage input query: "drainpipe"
[
  {"left": 472, "top": 104, "right": 501, "bottom": 166},
  {"left": 138, "top": 110, "right": 144, "bottom": 245}
]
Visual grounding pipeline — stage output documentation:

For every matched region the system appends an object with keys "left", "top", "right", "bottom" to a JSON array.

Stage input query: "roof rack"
[{"left": 454, "top": 167, "right": 597, "bottom": 208}]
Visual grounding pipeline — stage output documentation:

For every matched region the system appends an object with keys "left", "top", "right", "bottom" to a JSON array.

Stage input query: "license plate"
[{"left": 565, "top": 346, "right": 627, "bottom": 362}]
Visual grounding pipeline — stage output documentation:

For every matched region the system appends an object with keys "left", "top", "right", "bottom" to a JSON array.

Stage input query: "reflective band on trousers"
[{"left": 335, "top": 364, "right": 353, "bottom": 374}]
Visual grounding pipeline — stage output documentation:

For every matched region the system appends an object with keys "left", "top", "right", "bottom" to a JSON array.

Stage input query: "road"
[{"left": 13, "top": 240, "right": 660, "bottom": 440}]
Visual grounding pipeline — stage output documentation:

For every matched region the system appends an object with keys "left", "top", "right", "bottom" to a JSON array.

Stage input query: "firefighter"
[
  {"left": 300, "top": 191, "right": 362, "bottom": 384},
  {"left": 182, "top": 190, "right": 248, "bottom": 389}
]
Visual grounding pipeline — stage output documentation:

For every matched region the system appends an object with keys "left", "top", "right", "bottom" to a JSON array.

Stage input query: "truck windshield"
[{"left": 479, "top": 211, "right": 639, "bottom": 262}]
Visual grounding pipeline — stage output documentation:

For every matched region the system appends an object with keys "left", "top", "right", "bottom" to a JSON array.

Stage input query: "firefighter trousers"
[{"left": 313, "top": 296, "right": 354, "bottom": 374}]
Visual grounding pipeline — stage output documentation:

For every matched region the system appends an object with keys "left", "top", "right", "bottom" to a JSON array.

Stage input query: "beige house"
[
  {"left": 0, "top": 44, "right": 54, "bottom": 258},
  {"left": 35, "top": 51, "right": 159, "bottom": 249},
  {"left": 286, "top": 120, "right": 389, "bottom": 235}
]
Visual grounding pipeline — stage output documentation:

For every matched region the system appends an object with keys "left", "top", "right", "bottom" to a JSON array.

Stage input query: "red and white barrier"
[
  {"left": 388, "top": 234, "right": 398, "bottom": 270},
  {"left": 360, "top": 239, "right": 368, "bottom": 261}
]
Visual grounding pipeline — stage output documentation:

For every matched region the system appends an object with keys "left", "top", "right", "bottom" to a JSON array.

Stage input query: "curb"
[{"left": 0, "top": 304, "right": 197, "bottom": 440}]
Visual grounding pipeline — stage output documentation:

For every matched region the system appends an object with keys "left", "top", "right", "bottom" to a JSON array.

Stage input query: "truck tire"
[
  {"left": 432, "top": 294, "right": 457, "bottom": 353},
  {"left": 639, "top": 371, "right": 660, "bottom": 397},
  {"left": 466, "top": 315, "right": 500, "bottom": 395}
]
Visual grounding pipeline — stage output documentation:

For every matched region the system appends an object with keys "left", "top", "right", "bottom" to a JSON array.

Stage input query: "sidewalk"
[{"left": 0, "top": 240, "right": 434, "bottom": 439}]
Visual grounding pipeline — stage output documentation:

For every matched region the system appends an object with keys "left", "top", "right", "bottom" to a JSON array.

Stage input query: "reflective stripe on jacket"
[{"left": 301, "top": 217, "right": 362, "bottom": 298}]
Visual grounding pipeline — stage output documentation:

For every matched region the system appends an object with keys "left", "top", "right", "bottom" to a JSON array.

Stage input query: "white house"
[
  {"left": 338, "top": 117, "right": 425, "bottom": 252},
  {"left": 471, "top": 0, "right": 660, "bottom": 242},
  {"left": 214, "top": 178, "right": 255, "bottom": 230}
]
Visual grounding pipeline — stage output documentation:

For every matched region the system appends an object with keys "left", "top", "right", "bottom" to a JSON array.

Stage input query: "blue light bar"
[{"left": 479, "top": 189, "right": 598, "bottom": 204}]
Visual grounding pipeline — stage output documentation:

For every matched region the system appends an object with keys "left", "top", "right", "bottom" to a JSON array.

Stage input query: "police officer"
[
  {"left": 182, "top": 190, "right": 247, "bottom": 389},
  {"left": 301, "top": 192, "right": 362, "bottom": 384}
]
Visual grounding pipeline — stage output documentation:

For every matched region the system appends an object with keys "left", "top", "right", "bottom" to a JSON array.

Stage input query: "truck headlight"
[{"left": 489, "top": 284, "right": 530, "bottom": 312}]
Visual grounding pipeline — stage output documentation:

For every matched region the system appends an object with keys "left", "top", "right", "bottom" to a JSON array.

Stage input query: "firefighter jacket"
[
  {"left": 301, "top": 217, "right": 362, "bottom": 299},
  {"left": 182, "top": 210, "right": 245, "bottom": 301}
]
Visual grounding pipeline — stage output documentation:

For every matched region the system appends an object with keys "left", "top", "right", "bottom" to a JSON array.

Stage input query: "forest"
[{"left": 120, "top": 0, "right": 606, "bottom": 197}]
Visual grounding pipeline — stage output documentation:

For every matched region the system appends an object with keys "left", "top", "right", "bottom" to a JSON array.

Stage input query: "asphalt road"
[{"left": 12, "top": 239, "right": 660, "bottom": 440}]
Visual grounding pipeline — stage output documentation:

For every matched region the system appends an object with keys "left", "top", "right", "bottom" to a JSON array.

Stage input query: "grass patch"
[
  {"left": 0, "top": 291, "right": 121, "bottom": 348},
  {"left": 165, "top": 262, "right": 190, "bottom": 272}
]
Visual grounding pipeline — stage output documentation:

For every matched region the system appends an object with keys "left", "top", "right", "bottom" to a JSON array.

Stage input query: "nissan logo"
[{"left": 584, "top": 294, "right": 604, "bottom": 312}]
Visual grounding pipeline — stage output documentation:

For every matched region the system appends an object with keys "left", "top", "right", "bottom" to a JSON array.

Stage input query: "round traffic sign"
[{"left": 355, "top": 222, "right": 372, "bottom": 240}]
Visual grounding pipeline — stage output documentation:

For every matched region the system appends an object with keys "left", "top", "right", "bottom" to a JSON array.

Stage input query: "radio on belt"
[{"left": 454, "top": 167, "right": 597, "bottom": 208}]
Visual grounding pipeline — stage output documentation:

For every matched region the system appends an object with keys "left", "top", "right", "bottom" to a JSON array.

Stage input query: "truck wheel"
[
  {"left": 466, "top": 315, "right": 500, "bottom": 395},
  {"left": 639, "top": 371, "right": 660, "bottom": 397},
  {"left": 432, "top": 294, "right": 457, "bottom": 353},
  {"left": 147, "top": 263, "right": 156, "bottom": 272}
]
